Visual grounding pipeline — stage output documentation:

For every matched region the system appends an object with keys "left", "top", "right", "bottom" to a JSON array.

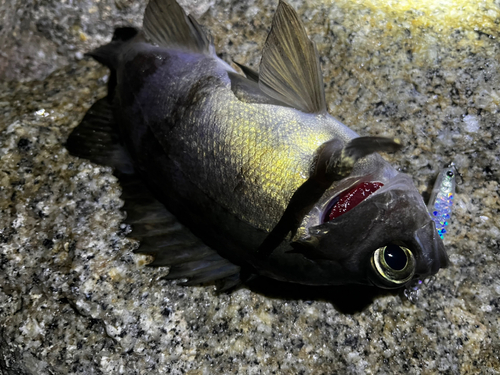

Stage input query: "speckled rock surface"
[{"left": 1, "top": 0, "right": 500, "bottom": 374}]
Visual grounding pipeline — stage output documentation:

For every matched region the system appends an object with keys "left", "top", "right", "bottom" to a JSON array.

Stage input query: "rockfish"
[{"left": 67, "top": 0, "right": 449, "bottom": 290}]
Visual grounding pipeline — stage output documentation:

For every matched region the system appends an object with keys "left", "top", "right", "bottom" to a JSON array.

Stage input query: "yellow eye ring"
[{"left": 369, "top": 245, "right": 416, "bottom": 288}]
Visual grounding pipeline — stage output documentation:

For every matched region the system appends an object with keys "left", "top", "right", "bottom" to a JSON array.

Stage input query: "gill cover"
[{"left": 258, "top": 137, "right": 402, "bottom": 256}]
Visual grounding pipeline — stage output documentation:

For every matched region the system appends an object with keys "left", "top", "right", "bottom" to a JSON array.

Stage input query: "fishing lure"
[
  {"left": 427, "top": 164, "right": 458, "bottom": 239},
  {"left": 404, "top": 164, "right": 458, "bottom": 302}
]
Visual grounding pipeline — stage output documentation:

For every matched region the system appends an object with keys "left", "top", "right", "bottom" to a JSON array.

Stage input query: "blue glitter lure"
[
  {"left": 404, "top": 164, "right": 458, "bottom": 303},
  {"left": 427, "top": 164, "right": 458, "bottom": 239}
]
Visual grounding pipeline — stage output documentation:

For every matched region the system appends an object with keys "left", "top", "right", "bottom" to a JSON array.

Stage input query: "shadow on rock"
[{"left": 244, "top": 276, "right": 399, "bottom": 314}]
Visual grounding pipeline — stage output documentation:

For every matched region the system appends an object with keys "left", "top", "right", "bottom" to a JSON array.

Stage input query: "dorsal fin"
[
  {"left": 121, "top": 177, "right": 241, "bottom": 291},
  {"left": 143, "top": 0, "right": 214, "bottom": 54},
  {"left": 259, "top": 1, "right": 327, "bottom": 114},
  {"left": 233, "top": 61, "right": 260, "bottom": 82},
  {"left": 228, "top": 72, "right": 290, "bottom": 107}
]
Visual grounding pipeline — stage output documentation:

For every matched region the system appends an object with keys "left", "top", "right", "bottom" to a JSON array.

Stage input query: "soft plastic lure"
[
  {"left": 427, "top": 164, "right": 458, "bottom": 239},
  {"left": 404, "top": 164, "right": 458, "bottom": 303}
]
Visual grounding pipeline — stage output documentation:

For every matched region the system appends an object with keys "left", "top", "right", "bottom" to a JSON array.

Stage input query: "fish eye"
[
  {"left": 446, "top": 170, "right": 454, "bottom": 177},
  {"left": 368, "top": 244, "right": 416, "bottom": 289}
]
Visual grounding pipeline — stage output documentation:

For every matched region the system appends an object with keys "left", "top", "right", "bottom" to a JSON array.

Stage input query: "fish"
[
  {"left": 66, "top": 0, "right": 449, "bottom": 290},
  {"left": 427, "top": 163, "right": 458, "bottom": 239}
]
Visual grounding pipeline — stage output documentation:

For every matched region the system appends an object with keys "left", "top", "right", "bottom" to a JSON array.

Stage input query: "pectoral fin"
[
  {"left": 258, "top": 137, "right": 402, "bottom": 257},
  {"left": 259, "top": 1, "right": 326, "bottom": 114},
  {"left": 257, "top": 177, "right": 329, "bottom": 257}
]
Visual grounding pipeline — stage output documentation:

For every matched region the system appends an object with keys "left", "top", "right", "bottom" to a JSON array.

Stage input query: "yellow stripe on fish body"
[{"left": 175, "top": 88, "right": 340, "bottom": 230}]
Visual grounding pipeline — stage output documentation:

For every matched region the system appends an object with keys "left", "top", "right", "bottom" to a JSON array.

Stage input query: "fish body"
[
  {"left": 67, "top": 0, "right": 448, "bottom": 289},
  {"left": 118, "top": 44, "right": 355, "bottom": 230}
]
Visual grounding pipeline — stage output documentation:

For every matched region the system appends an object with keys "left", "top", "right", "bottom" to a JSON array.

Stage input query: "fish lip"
[{"left": 413, "top": 219, "right": 450, "bottom": 273}]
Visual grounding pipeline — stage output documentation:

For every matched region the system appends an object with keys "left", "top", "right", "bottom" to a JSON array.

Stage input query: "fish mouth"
[{"left": 322, "top": 181, "right": 385, "bottom": 223}]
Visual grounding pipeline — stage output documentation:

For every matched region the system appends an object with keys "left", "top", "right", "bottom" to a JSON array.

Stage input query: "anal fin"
[
  {"left": 233, "top": 61, "right": 259, "bottom": 82},
  {"left": 228, "top": 72, "right": 289, "bottom": 107},
  {"left": 259, "top": 1, "right": 326, "bottom": 114}
]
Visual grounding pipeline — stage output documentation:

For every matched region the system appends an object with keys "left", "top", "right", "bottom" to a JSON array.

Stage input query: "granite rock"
[{"left": 1, "top": 0, "right": 500, "bottom": 374}]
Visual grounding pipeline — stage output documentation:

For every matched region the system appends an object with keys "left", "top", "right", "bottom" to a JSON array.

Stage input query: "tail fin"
[
  {"left": 86, "top": 27, "right": 138, "bottom": 97},
  {"left": 143, "top": 0, "right": 214, "bottom": 54},
  {"left": 65, "top": 96, "right": 134, "bottom": 175},
  {"left": 87, "top": 27, "right": 138, "bottom": 69}
]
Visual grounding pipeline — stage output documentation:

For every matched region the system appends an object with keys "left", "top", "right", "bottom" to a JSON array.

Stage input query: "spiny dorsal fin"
[
  {"left": 259, "top": 1, "right": 326, "bottom": 114},
  {"left": 143, "top": 0, "right": 214, "bottom": 54}
]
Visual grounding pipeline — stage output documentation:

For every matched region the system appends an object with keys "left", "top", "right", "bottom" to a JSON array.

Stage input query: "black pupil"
[
  {"left": 384, "top": 245, "right": 407, "bottom": 270},
  {"left": 446, "top": 170, "right": 454, "bottom": 177}
]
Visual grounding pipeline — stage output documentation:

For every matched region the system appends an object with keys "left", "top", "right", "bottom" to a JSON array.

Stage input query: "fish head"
[{"left": 295, "top": 164, "right": 449, "bottom": 289}]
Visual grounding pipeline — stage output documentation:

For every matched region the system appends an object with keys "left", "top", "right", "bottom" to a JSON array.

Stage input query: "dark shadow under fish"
[{"left": 66, "top": 0, "right": 448, "bottom": 291}]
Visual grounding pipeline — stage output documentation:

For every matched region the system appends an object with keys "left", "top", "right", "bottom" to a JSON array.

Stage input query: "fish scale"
[{"left": 168, "top": 87, "right": 338, "bottom": 229}]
